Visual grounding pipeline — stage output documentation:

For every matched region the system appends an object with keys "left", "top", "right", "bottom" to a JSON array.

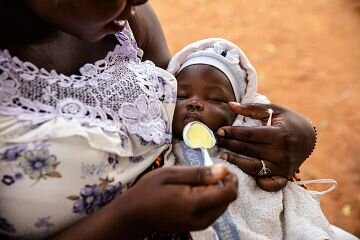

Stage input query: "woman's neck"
[{"left": 0, "top": 0, "right": 55, "bottom": 47}]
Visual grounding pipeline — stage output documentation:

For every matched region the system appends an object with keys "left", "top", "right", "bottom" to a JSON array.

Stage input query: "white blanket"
[{"left": 172, "top": 142, "right": 338, "bottom": 240}]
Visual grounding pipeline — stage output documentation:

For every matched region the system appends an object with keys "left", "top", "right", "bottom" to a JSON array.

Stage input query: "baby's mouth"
[{"left": 183, "top": 113, "right": 202, "bottom": 125}]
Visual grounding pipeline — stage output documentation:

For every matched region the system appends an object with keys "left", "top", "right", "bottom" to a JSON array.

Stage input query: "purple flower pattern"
[
  {"left": 73, "top": 184, "right": 103, "bottom": 215},
  {"left": 1, "top": 144, "right": 27, "bottom": 161},
  {"left": 72, "top": 182, "right": 122, "bottom": 215},
  {"left": 1, "top": 175, "right": 15, "bottom": 186},
  {"left": 34, "top": 216, "right": 54, "bottom": 229},
  {"left": 107, "top": 154, "right": 119, "bottom": 169},
  {"left": 129, "top": 156, "right": 144, "bottom": 163},
  {"left": 119, "top": 133, "right": 129, "bottom": 148},
  {"left": 14, "top": 172, "right": 23, "bottom": 180},
  {"left": 101, "top": 182, "right": 123, "bottom": 205},
  {"left": 19, "top": 149, "right": 60, "bottom": 180}
]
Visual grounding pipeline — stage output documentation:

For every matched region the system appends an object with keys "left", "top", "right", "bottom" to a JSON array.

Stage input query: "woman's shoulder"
[{"left": 128, "top": 3, "right": 171, "bottom": 69}]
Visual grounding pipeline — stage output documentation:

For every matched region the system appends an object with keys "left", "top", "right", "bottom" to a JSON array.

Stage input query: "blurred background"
[{"left": 151, "top": 0, "right": 360, "bottom": 236}]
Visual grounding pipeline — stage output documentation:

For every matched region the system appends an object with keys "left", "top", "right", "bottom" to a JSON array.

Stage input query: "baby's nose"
[{"left": 186, "top": 99, "right": 204, "bottom": 111}]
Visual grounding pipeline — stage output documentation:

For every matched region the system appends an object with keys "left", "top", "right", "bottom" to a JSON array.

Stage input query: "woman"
[{"left": 0, "top": 0, "right": 316, "bottom": 239}]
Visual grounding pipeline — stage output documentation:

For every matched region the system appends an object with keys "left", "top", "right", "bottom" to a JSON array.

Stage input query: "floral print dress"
[{"left": 0, "top": 23, "right": 177, "bottom": 239}]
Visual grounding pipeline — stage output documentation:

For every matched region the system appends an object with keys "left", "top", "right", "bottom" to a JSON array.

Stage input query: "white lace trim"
[{"left": 0, "top": 24, "right": 173, "bottom": 144}]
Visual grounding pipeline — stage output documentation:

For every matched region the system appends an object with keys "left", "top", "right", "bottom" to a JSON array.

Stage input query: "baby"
[{"left": 167, "top": 38, "right": 338, "bottom": 240}]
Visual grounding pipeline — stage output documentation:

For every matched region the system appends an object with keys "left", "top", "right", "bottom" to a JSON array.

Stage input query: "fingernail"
[
  {"left": 217, "top": 129, "right": 225, "bottom": 137},
  {"left": 211, "top": 164, "right": 226, "bottom": 177},
  {"left": 220, "top": 153, "right": 228, "bottom": 161}
]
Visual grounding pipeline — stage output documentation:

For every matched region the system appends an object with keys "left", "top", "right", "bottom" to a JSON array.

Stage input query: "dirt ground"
[{"left": 152, "top": 0, "right": 360, "bottom": 236}]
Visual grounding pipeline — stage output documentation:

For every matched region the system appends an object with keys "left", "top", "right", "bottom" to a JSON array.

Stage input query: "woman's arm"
[
  {"left": 129, "top": 3, "right": 172, "bottom": 69},
  {"left": 46, "top": 165, "right": 237, "bottom": 240}
]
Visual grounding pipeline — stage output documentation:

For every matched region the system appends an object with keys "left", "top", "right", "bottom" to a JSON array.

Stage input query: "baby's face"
[{"left": 173, "top": 64, "right": 237, "bottom": 140}]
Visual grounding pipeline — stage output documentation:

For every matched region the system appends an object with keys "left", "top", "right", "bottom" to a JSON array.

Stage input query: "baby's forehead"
[
  {"left": 177, "top": 64, "right": 229, "bottom": 80},
  {"left": 176, "top": 64, "right": 235, "bottom": 96}
]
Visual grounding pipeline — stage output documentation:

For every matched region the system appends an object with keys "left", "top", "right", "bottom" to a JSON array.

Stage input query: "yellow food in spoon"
[{"left": 185, "top": 122, "right": 215, "bottom": 148}]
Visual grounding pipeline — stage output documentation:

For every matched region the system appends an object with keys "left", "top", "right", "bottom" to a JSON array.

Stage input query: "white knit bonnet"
[{"left": 167, "top": 38, "right": 258, "bottom": 104}]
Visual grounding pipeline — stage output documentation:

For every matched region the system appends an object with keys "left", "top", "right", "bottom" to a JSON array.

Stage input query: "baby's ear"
[{"left": 256, "top": 176, "right": 288, "bottom": 192}]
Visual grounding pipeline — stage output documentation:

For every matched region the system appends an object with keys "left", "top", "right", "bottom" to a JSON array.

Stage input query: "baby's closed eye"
[{"left": 207, "top": 98, "right": 228, "bottom": 104}]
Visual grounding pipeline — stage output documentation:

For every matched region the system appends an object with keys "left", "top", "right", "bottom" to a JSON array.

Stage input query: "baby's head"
[{"left": 167, "top": 38, "right": 258, "bottom": 140}]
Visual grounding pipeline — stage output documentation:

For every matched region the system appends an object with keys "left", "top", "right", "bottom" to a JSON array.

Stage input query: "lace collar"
[{"left": 0, "top": 24, "right": 175, "bottom": 145}]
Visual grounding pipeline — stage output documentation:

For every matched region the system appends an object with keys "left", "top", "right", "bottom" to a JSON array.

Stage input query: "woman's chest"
[{"left": 5, "top": 34, "right": 118, "bottom": 76}]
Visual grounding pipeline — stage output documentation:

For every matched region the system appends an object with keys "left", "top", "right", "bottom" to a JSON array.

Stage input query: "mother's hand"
[
  {"left": 216, "top": 102, "right": 316, "bottom": 191},
  {"left": 47, "top": 165, "right": 237, "bottom": 240},
  {"left": 121, "top": 165, "right": 238, "bottom": 238}
]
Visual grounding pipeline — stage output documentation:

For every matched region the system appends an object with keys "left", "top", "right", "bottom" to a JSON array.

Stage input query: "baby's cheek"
[
  {"left": 205, "top": 107, "right": 231, "bottom": 130},
  {"left": 174, "top": 102, "right": 186, "bottom": 116},
  {"left": 225, "top": 107, "right": 237, "bottom": 124}
]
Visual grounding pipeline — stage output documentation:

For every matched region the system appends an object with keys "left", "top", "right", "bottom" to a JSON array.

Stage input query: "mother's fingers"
[
  {"left": 186, "top": 184, "right": 234, "bottom": 230},
  {"left": 221, "top": 153, "right": 290, "bottom": 191},
  {"left": 216, "top": 125, "right": 281, "bottom": 144},
  {"left": 160, "top": 165, "right": 233, "bottom": 186},
  {"left": 256, "top": 176, "right": 288, "bottom": 192},
  {"left": 217, "top": 137, "right": 280, "bottom": 161},
  {"left": 228, "top": 102, "right": 283, "bottom": 120},
  {"left": 191, "top": 173, "right": 238, "bottom": 210},
  {"left": 216, "top": 129, "right": 286, "bottom": 162},
  {"left": 221, "top": 152, "right": 288, "bottom": 178}
]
